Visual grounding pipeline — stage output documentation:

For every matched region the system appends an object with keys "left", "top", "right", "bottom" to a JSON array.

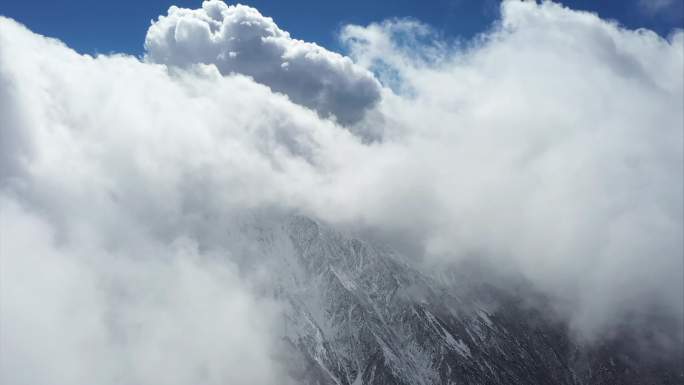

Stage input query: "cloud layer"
[{"left": 0, "top": 0, "right": 682, "bottom": 383}]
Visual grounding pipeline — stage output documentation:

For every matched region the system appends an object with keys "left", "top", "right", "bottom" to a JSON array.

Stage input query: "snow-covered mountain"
[{"left": 233, "top": 216, "right": 682, "bottom": 385}]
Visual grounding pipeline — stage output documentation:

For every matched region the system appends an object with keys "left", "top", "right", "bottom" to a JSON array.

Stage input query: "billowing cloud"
[
  {"left": 337, "top": 0, "right": 683, "bottom": 337},
  {"left": 0, "top": 0, "right": 682, "bottom": 383},
  {"left": 145, "top": 0, "right": 382, "bottom": 127},
  {"left": 0, "top": 15, "right": 319, "bottom": 385}
]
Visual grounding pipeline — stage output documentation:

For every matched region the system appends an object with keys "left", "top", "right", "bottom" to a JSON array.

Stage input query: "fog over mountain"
[{"left": 0, "top": 1, "right": 682, "bottom": 384}]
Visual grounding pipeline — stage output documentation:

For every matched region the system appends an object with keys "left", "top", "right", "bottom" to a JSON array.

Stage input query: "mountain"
[{"left": 233, "top": 216, "right": 683, "bottom": 385}]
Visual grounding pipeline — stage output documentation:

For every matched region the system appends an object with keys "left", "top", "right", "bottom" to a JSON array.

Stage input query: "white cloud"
[
  {"left": 0, "top": 198, "right": 287, "bottom": 385},
  {"left": 0, "top": 1, "right": 682, "bottom": 382},
  {"left": 145, "top": 0, "right": 382, "bottom": 127},
  {"left": 0, "top": 15, "right": 321, "bottom": 385},
  {"left": 338, "top": 0, "right": 683, "bottom": 337}
]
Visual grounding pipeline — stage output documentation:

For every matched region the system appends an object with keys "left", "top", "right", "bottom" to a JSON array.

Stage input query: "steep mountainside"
[{"left": 237, "top": 216, "right": 683, "bottom": 385}]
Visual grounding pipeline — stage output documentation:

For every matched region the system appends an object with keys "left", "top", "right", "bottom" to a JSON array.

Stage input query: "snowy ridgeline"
[{"left": 224, "top": 215, "right": 683, "bottom": 385}]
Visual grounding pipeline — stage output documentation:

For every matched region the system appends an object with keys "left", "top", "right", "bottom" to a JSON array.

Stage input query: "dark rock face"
[{"left": 250, "top": 216, "right": 683, "bottom": 385}]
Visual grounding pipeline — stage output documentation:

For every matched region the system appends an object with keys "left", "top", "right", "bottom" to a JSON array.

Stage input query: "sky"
[
  {"left": 1, "top": 0, "right": 682, "bottom": 55},
  {"left": 0, "top": 1, "right": 682, "bottom": 384}
]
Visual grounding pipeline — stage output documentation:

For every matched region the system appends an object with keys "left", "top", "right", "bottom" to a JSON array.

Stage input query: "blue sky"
[{"left": 1, "top": 0, "right": 682, "bottom": 55}]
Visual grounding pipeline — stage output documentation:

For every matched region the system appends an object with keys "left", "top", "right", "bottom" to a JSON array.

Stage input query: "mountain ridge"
[{"left": 235, "top": 215, "right": 683, "bottom": 385}]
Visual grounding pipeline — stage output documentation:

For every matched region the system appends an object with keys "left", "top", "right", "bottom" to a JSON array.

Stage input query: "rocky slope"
[{"left": 236, "top": 216, "right": 683, "bottom": 385}]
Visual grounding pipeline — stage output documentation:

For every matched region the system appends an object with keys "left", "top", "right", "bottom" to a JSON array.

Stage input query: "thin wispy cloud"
[
  {"left": 640, "top": 0, "right": 676, "bottom": 13},
  {"left": 638, "top": 0, "right": 684, "bottom": 22}
]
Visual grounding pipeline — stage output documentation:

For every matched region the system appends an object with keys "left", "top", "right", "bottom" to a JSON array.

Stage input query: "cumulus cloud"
[
  {"left": 145, "top": 0, "right": 382, "bottom": 127},
  {"left": 338, "top": 0, "right": 683, "bottom": 336},
  {"left": 0, "top": 0, "right": 682, "bottom": 382},
  {"left": 0, "top": 15, "right": 322, "bottom": 385}
]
